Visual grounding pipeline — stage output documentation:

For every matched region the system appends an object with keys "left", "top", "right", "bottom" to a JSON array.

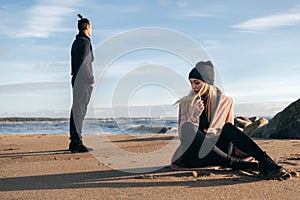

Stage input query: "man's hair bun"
[{"left": 78, "top": 14, "right": 83, "bottom": 20}]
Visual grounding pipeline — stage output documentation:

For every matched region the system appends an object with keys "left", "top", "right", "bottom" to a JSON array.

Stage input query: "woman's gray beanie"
[{"left": 188, "top": 60, "right": 214, "bottom": 85}]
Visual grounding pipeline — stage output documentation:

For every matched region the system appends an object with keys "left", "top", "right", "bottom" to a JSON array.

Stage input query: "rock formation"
[{"left": 251, "top": 98, "right": 300, "bottom": 139}]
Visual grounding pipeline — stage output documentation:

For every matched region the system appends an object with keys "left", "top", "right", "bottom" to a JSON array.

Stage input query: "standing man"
[{"left": 69, "top": 14, "right": 94, "bottom": 153}]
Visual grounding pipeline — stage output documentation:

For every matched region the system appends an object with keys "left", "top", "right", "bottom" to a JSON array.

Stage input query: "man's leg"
[
  {"left": 69, "top": 110, "right": 81, "bottom": 143},
  {"left": 69, "top": 84, "right": 93, "bottom": 153}
]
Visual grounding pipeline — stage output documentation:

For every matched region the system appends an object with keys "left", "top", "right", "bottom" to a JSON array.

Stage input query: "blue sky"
[{"left": 0, "top": 0, "right": 299, "bottom": 118}]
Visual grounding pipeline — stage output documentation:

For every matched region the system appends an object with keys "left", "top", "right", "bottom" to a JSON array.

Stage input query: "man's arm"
[{"left": 79, "top": 39, "right": 94, "bottom": 85}]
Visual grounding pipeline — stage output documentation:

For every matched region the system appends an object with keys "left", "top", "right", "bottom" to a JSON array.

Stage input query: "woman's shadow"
[{"left": 0, "top": 164, "right": 262, "bottom": 192}]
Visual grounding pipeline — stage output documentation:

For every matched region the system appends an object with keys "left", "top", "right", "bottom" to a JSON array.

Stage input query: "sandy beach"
[{"left": 0, "top": 134, "right": 299, "bottom": 200}]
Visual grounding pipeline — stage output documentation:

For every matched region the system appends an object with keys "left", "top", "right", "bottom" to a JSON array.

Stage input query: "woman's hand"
[
  {"left": 196, "top": 98, "right": 205, "bottom": 113},
  {"left": 190, "top": 97, "right": 204, "bottom": 122}
]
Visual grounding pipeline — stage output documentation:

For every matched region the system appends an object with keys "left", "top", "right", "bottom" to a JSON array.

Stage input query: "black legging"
[{"left": 181, "top": 123, "right": 265, "bottom": 168}]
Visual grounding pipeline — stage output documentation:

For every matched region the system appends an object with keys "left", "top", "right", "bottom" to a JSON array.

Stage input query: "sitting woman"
[{"left": 172, "top": 60, "right": 288, "bottom": 180}]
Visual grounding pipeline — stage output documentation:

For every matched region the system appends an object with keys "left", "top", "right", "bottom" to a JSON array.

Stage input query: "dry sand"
[{"left": 0, "top": 134, "right": 299, "bottom": 200}]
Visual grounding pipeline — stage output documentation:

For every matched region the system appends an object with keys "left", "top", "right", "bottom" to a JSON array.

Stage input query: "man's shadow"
[{"left": 0, "top": 149, "right": 70, "bottom": 158}]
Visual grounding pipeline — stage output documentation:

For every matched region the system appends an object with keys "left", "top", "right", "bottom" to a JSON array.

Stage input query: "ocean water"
[{"left": 0, "top": 118, "right": 178, "bottom": 135}]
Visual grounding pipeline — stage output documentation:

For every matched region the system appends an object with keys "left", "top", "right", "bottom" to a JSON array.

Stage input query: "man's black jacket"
[{"left": 71, "top": 32, "right": 94, "bottom": 86}]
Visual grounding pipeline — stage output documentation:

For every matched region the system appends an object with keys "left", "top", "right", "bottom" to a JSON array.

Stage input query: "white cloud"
[
  {"left": 232, "top": 7, "right": 300, "bottom": 31},
  {"left": 181, "top": 11, "right": 216, "bottom": 18},
  {"left": 0, "top": 82, "right": 69, "bottom": 95},
  {"left": 85, "top": 3, "right": 143, "bottom": 13},
  {"left": 33, "top": 61, "right": 69, "bottom": 70},
  {"left": 175, "top": 4, "right": 226, "bottom": 18},
  {"left": 16, "top": 0, "right": 82, "bottom": 38},
  {"left": 159, "top": 0, "right": 188, "bottom": 8},
  {"left": 159, "top": 0, "right": 173, "bottom": 6},
  {"left": 234, "top": 101, "right": 292, "bottom": 118},
  {"left": 202, "top": 39, "right": 220, "bottom": 49},
  {"left": 176, "top": 0, "right": 188, "bottom": 8},
  {"left": 224, "top": 78, "right": 300, "bottom": 106}
]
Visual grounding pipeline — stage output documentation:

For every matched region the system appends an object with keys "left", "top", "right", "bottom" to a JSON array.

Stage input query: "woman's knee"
[
  {"left": 223, "top": 122, "right": 234, "bottom": 129},
  {"left": 221, "top": 123, "right": 235, "bottom": 138}
]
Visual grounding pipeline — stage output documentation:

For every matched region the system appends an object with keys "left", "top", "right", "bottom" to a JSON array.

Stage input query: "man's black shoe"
[{"left": 69, "top": 143, "right": 93, "bottom": 153}]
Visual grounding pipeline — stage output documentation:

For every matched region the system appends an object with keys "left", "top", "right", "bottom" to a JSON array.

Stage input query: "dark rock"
[
  {"left": 249, "top": 116, "right": 259, "bottom": 122},
  {"left": 235, "top": 116, "right": 252, "bottom": 129},
  {"left": 251, "top": 126, "right": 264, "bottom": 138},
  {"left": 269, "top": 119, "right": 300, "bottom": 139},
  {"left": 251, "top": 98, "right": 300, "bottom": 139},
  {"left": 243, "top": 118, "right": 268, "bottom": 136}
]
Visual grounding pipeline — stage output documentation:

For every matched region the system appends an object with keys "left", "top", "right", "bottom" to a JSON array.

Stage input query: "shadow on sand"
[
  {"left": 0, "top": 149, "right": 70, "bottom": 158},
  {"left": 0, "top": 165, "right": 262, "bottom": 191}
]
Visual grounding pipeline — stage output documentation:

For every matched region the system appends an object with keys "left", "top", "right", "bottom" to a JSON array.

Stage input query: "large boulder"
[
  {"left": 269, "top": 119, "right": 300, "bottom": 139},
  {"left": 234, "top": 116, "right": 252, "bottom": 129},
  {"left": 251, "top": 98, "right": 300, "bottom": 139},
  {"left": 243, "top": 118, "right": 269, "bottom": 136}
]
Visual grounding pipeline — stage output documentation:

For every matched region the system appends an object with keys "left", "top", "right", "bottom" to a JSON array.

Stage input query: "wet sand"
[{"left": 0, "top": 134, "right": 299, "bottom": 200}]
